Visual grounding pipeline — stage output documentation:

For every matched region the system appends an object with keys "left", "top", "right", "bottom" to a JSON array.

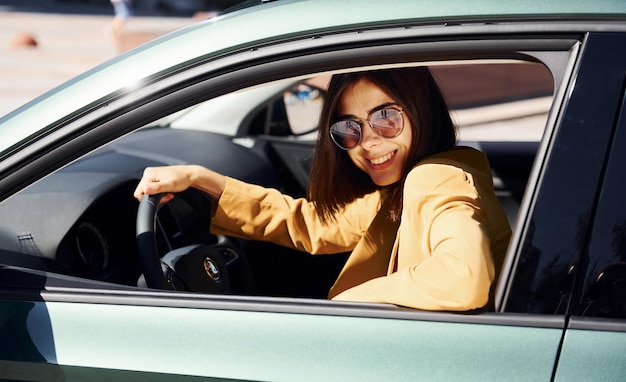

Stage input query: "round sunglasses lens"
[
  {"left": 370, "top": 108, "right": 403, "bottom": 137},
  {"left": 330, "top": 121, "right": 360, "bottom": 149}
]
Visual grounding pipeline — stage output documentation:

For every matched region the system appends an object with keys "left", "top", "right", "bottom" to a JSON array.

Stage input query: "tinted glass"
[
  {"left": 577, "top": 87, "right": 626, "bottom": 319},
  {"left": 504, "top": 33, "right": 626, "bottom": 315}
]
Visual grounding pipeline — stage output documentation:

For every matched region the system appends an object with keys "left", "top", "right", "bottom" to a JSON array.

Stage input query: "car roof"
[{"left": 1, "top": 0, "right": 625, "bottom": 149}]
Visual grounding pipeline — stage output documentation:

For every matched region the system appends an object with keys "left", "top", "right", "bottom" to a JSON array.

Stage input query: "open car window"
[
  {"left": 0, "top": 55, "right": 556, "bottom": 307},
  {"left": 159, "top": 60, "right": 553, "bottom": 143},
  {"left": 438, "top": 62, "right": 553, "bottom": 142}
]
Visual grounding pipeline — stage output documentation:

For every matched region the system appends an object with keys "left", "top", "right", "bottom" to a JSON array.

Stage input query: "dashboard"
[{"left": 0, "top": 127, "right": 287, "bottom": 292}]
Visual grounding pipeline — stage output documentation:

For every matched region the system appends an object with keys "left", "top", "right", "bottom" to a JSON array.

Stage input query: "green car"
[{"left": 1, "top": 0, "right": 626, "bottom": 380}]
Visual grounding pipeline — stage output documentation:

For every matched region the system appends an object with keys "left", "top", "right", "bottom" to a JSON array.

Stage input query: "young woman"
[{"left": 133, "top": 67, "right": 511, "bottom": 311}]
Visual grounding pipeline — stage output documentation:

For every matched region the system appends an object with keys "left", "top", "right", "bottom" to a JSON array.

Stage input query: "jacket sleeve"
[
  {"left": 210, "top": 177, "right": 380, "bottom": 254},
  {"left": 332, "top": 162, "right": 497, "bottom": 311}
]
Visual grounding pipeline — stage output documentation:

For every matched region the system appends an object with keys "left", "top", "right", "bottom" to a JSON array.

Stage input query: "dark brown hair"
[{"left": 307, "top": 67, "right": 456, "bottom": 222}]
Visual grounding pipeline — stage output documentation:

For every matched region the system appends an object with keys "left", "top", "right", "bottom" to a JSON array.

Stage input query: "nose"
[{"left": 359, "top": 122, "right": 382, "bottom": 150}]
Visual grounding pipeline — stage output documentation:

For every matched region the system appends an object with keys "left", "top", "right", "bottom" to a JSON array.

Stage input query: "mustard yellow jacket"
[{"left": 211, "top": 147, "right": 511, "bottom": 311}]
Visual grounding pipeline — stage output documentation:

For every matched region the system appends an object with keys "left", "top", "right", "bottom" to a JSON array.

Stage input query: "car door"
[
  {"left": 552, "top": 33, "right": 626, "bottom": 381},
  {"left": 0, "top": 22, "right": 602, "bottom": 382}
]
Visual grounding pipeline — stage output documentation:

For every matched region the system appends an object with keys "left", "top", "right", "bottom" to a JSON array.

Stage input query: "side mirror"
[{"left": 283, "top": 83, "right": 325, "bottom": 135}]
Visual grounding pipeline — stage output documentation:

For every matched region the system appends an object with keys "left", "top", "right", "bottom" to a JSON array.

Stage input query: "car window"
[
  {"left": 164, "top": 61, "right": 552, "bottom": 143},
  {"left": 578, "top": 92, "right": 626, "bottom": 319},
  {"left": 436, "top": 62, "right": 553, "bottom": 142},
  {"left": 0, "top": 58, "right": 555, "bottom": 302}
]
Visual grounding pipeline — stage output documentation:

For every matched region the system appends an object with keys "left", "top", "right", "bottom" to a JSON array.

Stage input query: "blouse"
[{"left": 211, "top": 147, "right": 511, "bottom": 310}]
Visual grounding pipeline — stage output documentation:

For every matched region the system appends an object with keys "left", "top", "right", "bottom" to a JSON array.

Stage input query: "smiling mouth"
[{"left": 368, "top": 151, "right": 395, "bottom": 165}]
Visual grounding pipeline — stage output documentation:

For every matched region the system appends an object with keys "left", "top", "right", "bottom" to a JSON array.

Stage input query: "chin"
[{"left": 371, "top": 175, "right": 401, "bottom": 187}]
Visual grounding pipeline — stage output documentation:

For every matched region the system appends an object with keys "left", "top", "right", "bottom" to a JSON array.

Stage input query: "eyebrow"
[{"left": 335, "top": 102, "right": 401, "bottom": 121}]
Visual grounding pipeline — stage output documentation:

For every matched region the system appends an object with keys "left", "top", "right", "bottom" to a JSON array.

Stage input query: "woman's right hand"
[{"left": 133, "top": 165, "right": 226, "bottom": 202}]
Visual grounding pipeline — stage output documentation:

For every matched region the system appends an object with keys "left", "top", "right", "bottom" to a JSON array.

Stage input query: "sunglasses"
[{"left": 329, "top": 106, "right": 404, "bottom": 150}]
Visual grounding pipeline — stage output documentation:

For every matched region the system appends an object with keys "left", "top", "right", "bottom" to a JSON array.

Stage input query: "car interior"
[{"left": 0, "top": 59, "right": 554, "bottom": 302}]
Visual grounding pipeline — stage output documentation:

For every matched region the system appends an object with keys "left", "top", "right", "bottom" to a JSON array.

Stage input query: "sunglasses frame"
[{"left": 329, "top": 106, "right": 405, "bottom": 150}]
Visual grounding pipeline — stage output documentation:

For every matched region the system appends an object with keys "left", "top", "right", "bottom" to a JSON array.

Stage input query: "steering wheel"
[{"left": 136, "top": 191, "right": 232, "bottom": 293}]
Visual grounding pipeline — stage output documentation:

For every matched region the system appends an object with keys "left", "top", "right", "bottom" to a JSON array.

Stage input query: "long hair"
[{"left": 307, "top": 67, "right": 457, "bottom": 223}]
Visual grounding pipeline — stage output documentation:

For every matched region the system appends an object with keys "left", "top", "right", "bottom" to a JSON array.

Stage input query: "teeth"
[{"left": 369, "top": 152, "right": 393, "bottom": 165}]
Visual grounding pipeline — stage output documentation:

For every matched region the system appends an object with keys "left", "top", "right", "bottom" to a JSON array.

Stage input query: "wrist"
[{"left": 190, "top": 165, "right": 225, "bottom": 198}]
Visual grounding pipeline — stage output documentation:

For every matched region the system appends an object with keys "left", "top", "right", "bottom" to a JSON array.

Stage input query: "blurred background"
[{"left": 0, "top": 0, "right": 243, "bottom": 117}]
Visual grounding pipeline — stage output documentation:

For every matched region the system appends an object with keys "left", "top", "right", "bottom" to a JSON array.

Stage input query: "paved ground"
[{"left": 0, "top": 1, "right": 201, "bottom": 117}]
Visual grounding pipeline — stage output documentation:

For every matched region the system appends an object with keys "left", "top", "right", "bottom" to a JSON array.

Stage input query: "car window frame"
[{"left": 0, "top": 23, "right": 591, "bottom": 324}]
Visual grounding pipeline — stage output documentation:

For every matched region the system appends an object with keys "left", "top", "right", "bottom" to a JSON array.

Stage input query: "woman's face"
[{"left": 337, "top": 79, "right": 413, "bottom": 186}]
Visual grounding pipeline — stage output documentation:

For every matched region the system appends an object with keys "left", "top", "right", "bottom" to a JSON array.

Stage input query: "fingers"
[
  {"left": 160, "top": 193, "right": 175, "bottom": 203},
  {"left": 133, "top": 165, "right": 205, "bottom": 202},
  {"left": 133, "top": 167, "right": 167, "bottom": 201}
]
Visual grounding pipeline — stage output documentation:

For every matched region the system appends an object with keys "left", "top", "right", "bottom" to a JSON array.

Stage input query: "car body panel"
[
  {"left": 555, "top": 321, "right": 626, "bottom": 382},
  {"left": 1, "top": 295, "right": 564, "bottom": 381}
]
